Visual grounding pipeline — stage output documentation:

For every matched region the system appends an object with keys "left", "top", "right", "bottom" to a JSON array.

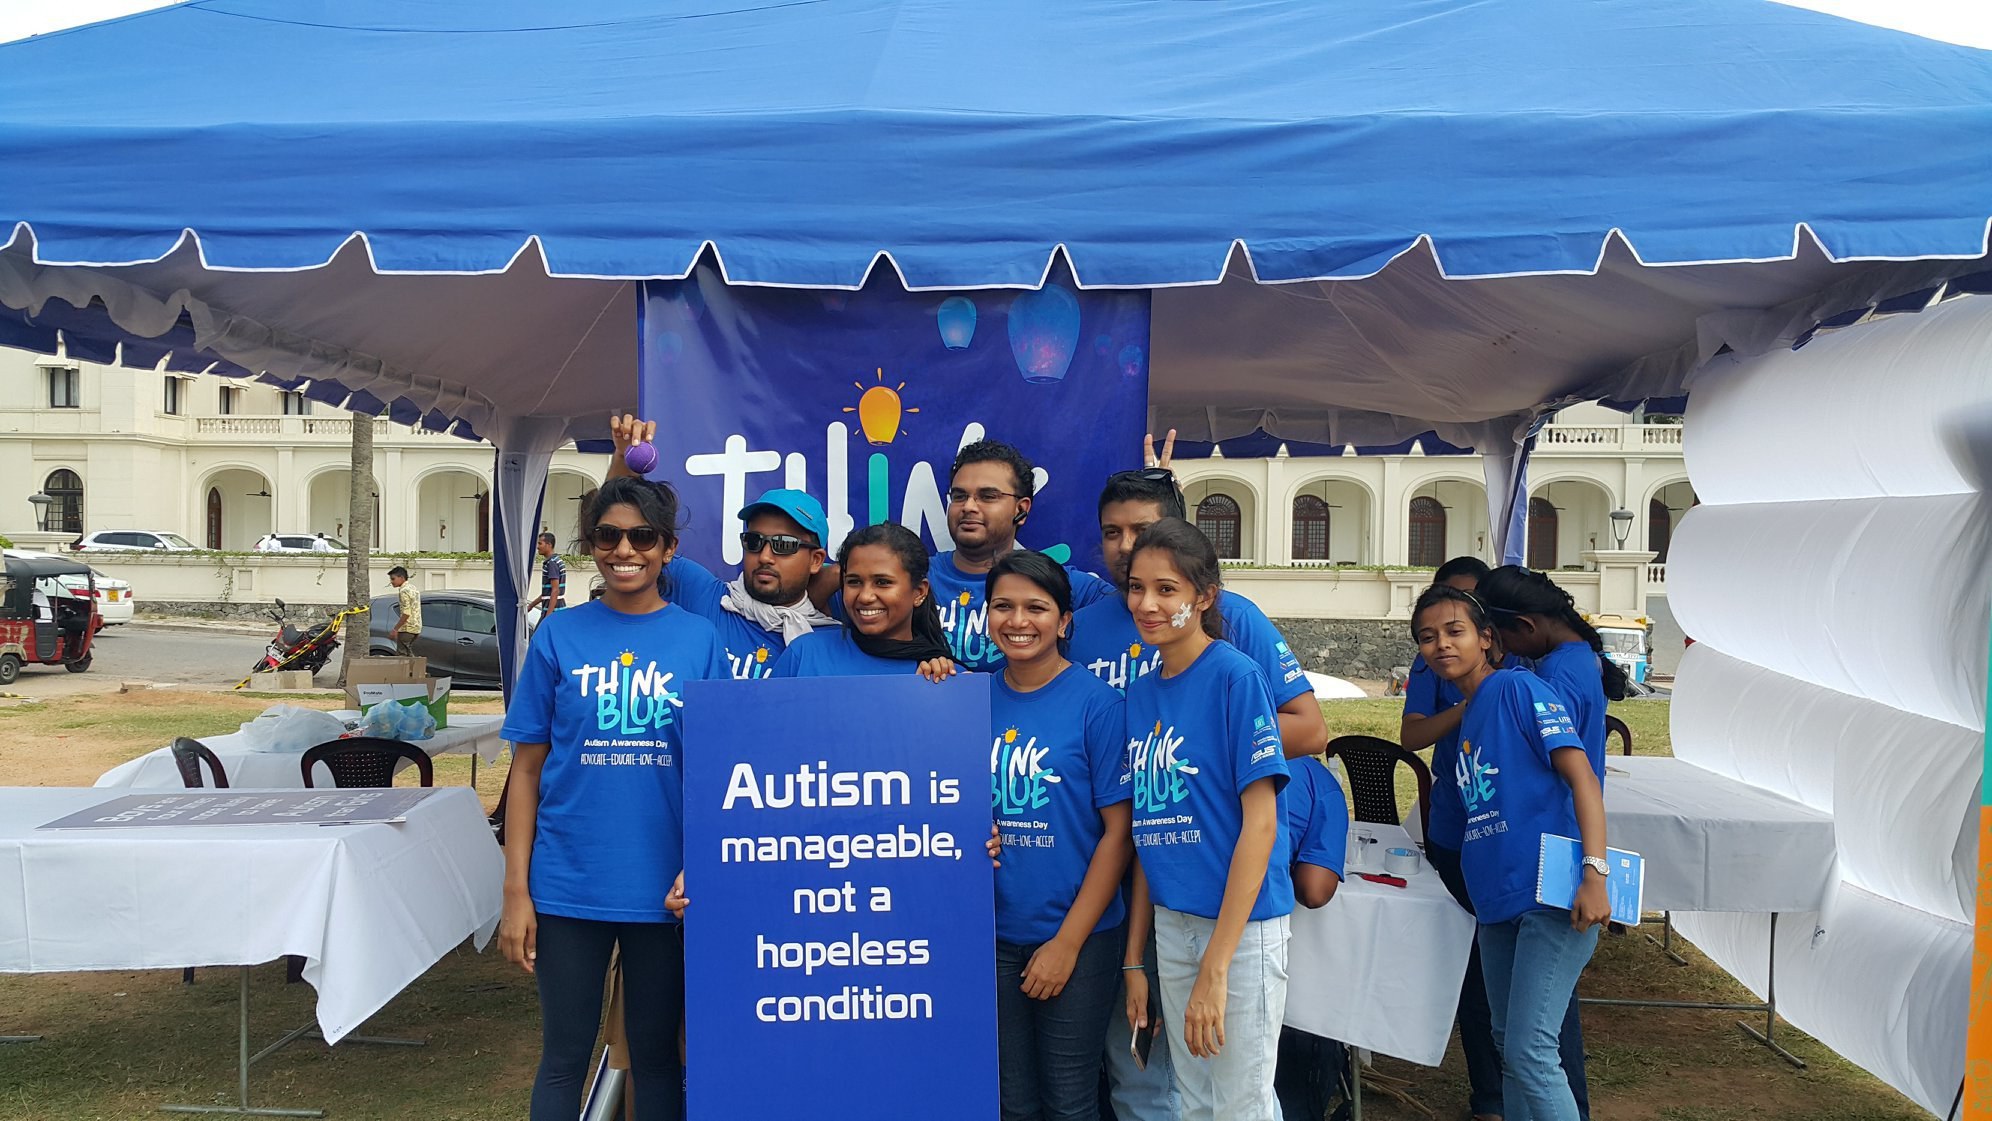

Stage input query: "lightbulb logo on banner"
[{"left": 637, "top": 265, "right": 1151, "bottom": 575}]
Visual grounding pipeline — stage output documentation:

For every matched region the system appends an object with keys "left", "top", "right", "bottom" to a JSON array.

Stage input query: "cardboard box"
[
  {"left": 356, "top": 676, "right": 452, "bottom": 729},
  {"left": 343, "top": 656, "right": 427, "bottom": 707},
  {"left": 248, "top": 670, "right": 316, "bottom": 691}
]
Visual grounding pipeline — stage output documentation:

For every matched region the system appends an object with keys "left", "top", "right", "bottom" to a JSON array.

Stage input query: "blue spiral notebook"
[{"left": 1536, "top": 835, "right": 1645, "bottom": 926}]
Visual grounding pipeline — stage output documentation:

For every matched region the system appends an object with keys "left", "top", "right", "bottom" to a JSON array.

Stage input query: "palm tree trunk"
[{"left": 338, "top": 412, "right": 376, "bottom": 688}]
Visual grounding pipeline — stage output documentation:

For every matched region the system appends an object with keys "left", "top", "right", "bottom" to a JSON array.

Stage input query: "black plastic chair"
[
  {"left": 1606, "top": 714, "right": 1633, "bottom": 756},
  {"left": 169, "top": 737, "right": 229, "bottom": 984},
  {"left": 170, "top": 737, "right": 230, "bottom": 789},
  {"left": 300, "top": 737, "right": 433, "bottom": 789},
  {"left": 1326, "top": 735, "right": 1432, "bottom": 838}
]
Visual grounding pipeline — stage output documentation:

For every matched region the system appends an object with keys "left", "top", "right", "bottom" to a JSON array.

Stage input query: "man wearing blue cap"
[{"left": 608, "top": 415, "right": 838, "bottom": 679}]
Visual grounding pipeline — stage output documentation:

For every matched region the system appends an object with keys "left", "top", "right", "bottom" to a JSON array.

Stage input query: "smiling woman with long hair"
[
  {"left": 769, "top": 522, "right": 953, "bottom": 677},
  {"left": 497, "top": 476, "right": 726, "bottom": 1121}
]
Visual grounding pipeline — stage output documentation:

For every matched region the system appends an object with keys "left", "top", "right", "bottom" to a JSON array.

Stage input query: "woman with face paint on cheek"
[{"left": 1119, "top": 518, "right": 1292, "bottom": 1121}]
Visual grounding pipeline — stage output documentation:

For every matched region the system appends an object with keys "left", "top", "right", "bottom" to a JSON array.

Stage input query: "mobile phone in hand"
[{"left": 1131, "top": 1019, "right": 1155, "bottom": 1070}]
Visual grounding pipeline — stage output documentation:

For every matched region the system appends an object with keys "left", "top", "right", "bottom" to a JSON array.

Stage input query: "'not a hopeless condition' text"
[{"left": 718, "top": 762, "right": 965, "bottom": 1023}]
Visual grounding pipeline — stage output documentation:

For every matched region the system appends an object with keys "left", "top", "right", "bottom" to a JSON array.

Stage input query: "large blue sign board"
[
  {"left": 638, "top": 266, "right": 1150, "bottom": 576},
  {"left": 682, "top": 674, "right": 997, "bottom": 1121}
]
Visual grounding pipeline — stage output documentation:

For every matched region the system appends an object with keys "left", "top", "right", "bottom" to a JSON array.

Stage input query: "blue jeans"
[
  {"left": 1104, "top": 928, "right": 1180, "bottom": 1121},
  {"left": 998, "top": 928, "right": 1123, "bottom": 1121},
  {"left": 1478, "top": 911, "right": 1599, "bottom": 1121},
  {"left": 1431, "top": 845, "right": 1590, "bottom": 1118}
]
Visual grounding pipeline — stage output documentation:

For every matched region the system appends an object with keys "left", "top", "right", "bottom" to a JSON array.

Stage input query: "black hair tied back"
[{"left": 1477, "top": 565, "right": 1630, "bottom": 701}]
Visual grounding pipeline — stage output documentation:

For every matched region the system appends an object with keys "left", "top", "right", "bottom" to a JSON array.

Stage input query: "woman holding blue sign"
[
  {"left": 770, "top": 522, "right": 955, "bottom": 678},
  {"left": 1118, "top": 518, "right": 1291, "bottom": 1121},
  {"left": 983, "top": 550, "right": 1132, "bottom": 1121},
  {"left": 1409, "top": 584, "right": 1611, "bottom": 1121},
  {"left": 498, "top": 477, "right": 727, "bottom": 1121}
]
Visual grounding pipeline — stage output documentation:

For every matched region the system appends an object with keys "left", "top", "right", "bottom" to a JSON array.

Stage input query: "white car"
[
  {"left": 255, "top": 533, "right": 347, "bottom": 554},
  {"left": 2, "top": 550, "right": 134, "bottom": 625},
  {"left": 71, "top": 530, "right": 199, "bottom": 553}
]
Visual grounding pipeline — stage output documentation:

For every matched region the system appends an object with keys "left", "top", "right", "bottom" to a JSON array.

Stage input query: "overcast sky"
[{"left": 2, "top": 0, "right": 1990, "bottom": 47}]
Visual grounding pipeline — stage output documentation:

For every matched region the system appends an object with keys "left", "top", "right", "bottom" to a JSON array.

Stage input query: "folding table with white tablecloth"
[
  {"left": 1592, "top": 755, "right": 1838, "bottom": 1065},
  {"left": 0, "top": 786, "right": 503, "bottom": 1116}
]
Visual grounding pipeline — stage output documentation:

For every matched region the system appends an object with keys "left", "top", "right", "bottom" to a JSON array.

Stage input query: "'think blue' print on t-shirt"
[
  {"left": 1125, "top": 641, "right": 1293, "bottom": 923},
  {"left": 1455, "top": 668, "right": 1588, "bottom": 923},
  {"left": 500, "top": 600, "right": 727, "bottom": 923},
  {"left": 990, "top": 665, "right": 1131, "bottom": 946}
]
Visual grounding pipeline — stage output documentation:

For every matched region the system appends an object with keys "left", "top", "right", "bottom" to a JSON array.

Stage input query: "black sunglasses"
[
  {"left": 740, "top": 531, "right": 814, "bottom": 557},
  {"left": 1107, "top": 467, "right": 1176, "bottom": 486},
  {"left": 589, "top": 524, "right": 663, "bottom": 551}
]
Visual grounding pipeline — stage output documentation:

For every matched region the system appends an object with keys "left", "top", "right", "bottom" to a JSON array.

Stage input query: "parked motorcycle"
[{"left": 245, "top": 599, "right": 348, "bottom": 679}]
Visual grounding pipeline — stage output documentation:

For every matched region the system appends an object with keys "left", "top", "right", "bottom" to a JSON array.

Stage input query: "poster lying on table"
[
  {"left": 39, "top": 788, "right": 438, "bottom": 830},
  {"left": 638, "top": 265, "right": 1149, "bottom": 578},
  {"left": 682, "top": 674, "right": 996, "bottom": 1121}
]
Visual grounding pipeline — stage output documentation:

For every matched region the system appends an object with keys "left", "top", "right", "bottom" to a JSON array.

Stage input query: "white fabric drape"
[{"left": 1668, "top": 293, "right": 1992, "bottom": 1117}]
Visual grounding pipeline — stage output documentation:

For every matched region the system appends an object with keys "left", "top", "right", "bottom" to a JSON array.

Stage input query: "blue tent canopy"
[{"left": 1, "top": 0, "right": 1987, "bottom": 454}]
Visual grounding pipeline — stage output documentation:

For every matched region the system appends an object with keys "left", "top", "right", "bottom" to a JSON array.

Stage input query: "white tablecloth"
[
  {"left": 1284, "top": 824, "right": 1476, "bottom": 1066},
  {"left": 94, "top": 712, "right": 508, "bottom": 790},
  {"left": 1602, "top": 756, "right": 1836, "bottom": 913},
  {"left": 0, "top": 786, "right": 502, "bottom": 1043}
]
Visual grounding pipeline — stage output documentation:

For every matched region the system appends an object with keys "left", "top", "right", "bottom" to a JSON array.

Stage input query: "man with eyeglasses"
[
  {"left": 607, "top": 416, "right": 838, "bottom": 680},
  {"left": 924, "top": 438, "right": 1112, "bottom": 671}
]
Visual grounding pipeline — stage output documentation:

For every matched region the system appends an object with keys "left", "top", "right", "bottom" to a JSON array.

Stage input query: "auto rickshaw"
[{"left": 0, "top": 553, "right": 99, "bottom": 684}]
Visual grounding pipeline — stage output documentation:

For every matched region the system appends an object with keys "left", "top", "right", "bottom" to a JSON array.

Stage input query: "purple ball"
[{"left": 625, "top": 442, "right": 659, "bottom": 475}]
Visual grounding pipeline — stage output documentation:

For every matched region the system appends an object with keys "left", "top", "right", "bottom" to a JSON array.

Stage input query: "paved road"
[{"left": 5, "top": 620, "right": 339, "bottom": 694}]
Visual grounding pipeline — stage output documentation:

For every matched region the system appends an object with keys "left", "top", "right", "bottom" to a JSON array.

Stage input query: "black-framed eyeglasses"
[
  {"left": 589, "top": 524, "right": 663, "bottom": 551},
  {"left": 1107, "top": 467, "right": 1176, "bottom": 486},
  {"left": 740, "top": 531, "right": 813, "bottom": 557},
  {"left": 947, "top": 487, "right": 1022, "bottom": 506}
]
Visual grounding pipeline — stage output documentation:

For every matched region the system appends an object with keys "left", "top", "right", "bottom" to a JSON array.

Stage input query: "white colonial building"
[
  {"left": 1175, "top": 400, "right": 1693, "bottom": 587},
  {"left": 0, "top": 348, "right": 603, "bottom": 552},
  {"left": 0, "top": 347, "right": 1691, "bottom": 648}
]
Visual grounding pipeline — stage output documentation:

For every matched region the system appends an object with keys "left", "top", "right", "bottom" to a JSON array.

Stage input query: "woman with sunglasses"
[
  {"left": 499, "top": 476, "right": 726, "bottom": 1121},
  {"left": 769, "top": 522, "right": 956, "bottom": 678}
]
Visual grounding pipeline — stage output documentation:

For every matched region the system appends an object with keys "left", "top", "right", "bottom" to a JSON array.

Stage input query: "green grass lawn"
[{"left": 0, "top": 693, "right": 1925, "bottom": 1120}]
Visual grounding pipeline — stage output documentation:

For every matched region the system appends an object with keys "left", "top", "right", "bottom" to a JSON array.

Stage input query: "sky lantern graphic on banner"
[
  {"left": 1008, "top": 284, "right": 1081, "bottom": 384},
  {"left": 937, "top": 297, "right": 978, "bottom": 350}
]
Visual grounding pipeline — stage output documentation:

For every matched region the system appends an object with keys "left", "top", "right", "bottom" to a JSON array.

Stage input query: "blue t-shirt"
[
  {"left": 1070, "top": 589, "right": 1309, "bottom": 705},
  {"left": 925, "top": 550, "right": 1113, "bottom": 672},
  {"left": 769, "top": 626, "right": 921, "bottom": 678},
  {"left": 1406, "top": 651, "right": 1527, "bottom": 852},
  {"left": 1126, "top": 641, "right": 1293, "bottom": 922},
  {"left": 500, "top": 600, "right": 726, "bottom": 923},
  {"left": 1533, "top": 641, "right": 1608, "bottom": 777},
  {"left": 990, "top": 665, "right": 1132, "bottom": 945},
  {"left": 1455, "top": 668, "right": 1588, "bottom": 923},
  {"left": 665, "top": 555, "right": 793, "bottom": 680},
  {"left": 1283, "top": 756, "right": 1349, "bottom": 877}
]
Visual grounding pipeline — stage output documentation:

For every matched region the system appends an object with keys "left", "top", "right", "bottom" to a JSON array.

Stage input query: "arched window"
[
  {"left": 1408, "top": 496, "right": 1446, "bottom": 568},
  {"left": 1649, "top": 497, "right": 1673, "bottom": 562},
  {"left": 1292, "top": 495, "right": 1331, "bottom": 561},
  {"left": 1195, "top": 494, "right": 1242, "bottom": 559},
  {"left": 206, "top": 488, "right": 223, "bottom": 550},
  {"left": 1527, "top": 497, "right": 1559, "bottom": 570},
  {"left": 44, "top": 469, "right": 83, "bottom": 534}
]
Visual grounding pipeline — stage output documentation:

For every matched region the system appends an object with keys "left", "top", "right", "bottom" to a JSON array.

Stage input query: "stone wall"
[
  {"left": 1271, "top": 617, "right": 1417, "bottom": 681},
  {"left": 137, "top": 599, "right": 341, "bottom": 623}
]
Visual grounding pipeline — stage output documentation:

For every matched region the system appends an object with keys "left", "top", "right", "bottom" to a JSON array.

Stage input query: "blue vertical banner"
[
  {"left": 681, "top": 674, "right": 997, "bottom": 1121},
  {"left": 639, "top": 266, "right": 1150, "bottom": 574}
]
